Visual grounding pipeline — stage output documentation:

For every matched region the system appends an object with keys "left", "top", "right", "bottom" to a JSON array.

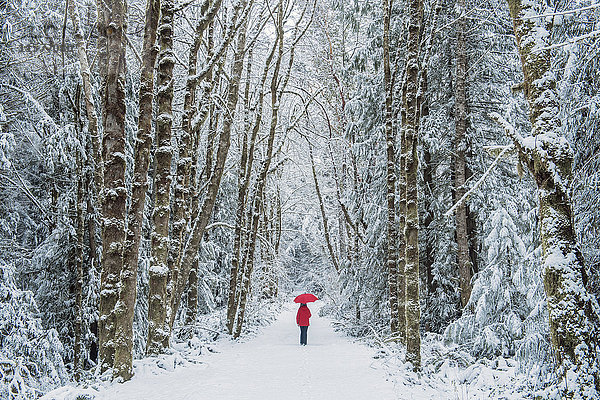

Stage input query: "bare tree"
[
  {"left": 97, "top": 0, "right": 128, "bottom": 372},
  {"left": 453, "top": 0, "right": 472, "bottom": 308},
  {"left": 169, "top": 0, "right": 224, "bottom": 330},
  {"left": 169, "top": 0, "right": 249, "bottom": 332},
  {"left": 401, "top": 0, "right": 423, "bottom": 370},
  {"left": 233, "top": 0, "right": 313, "bottom": 338},
  {"left": 383, "top": 0, "right": 400, "bottom": 337},
  {"left": 113, "top": 0, "right": 161, "bottom": 379},
  {"left": 227, "top": 16, "right": 276, "bottom": 335},
  {"left": 309, "top": 143, "right": 340, "bottom": 273}
]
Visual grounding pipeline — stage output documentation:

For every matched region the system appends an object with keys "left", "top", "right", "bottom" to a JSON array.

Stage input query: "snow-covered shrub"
[{"left": 0, "top": 264, "right": 68, "bottom": 399}]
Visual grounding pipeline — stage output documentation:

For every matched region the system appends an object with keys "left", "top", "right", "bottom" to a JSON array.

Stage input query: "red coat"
[{"left": 296, "top": 306, "right": 311, "bottom": 326}]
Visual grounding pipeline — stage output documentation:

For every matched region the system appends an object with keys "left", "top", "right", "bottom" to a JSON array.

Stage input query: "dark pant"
[{"left": 300, "top": 326, "right": 308, "bottom": 345}]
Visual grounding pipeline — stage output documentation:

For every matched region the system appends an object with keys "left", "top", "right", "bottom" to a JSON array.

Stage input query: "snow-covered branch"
[
  {"left": 541, "top": 30, "right": 600, "bottom": 51},
  {"left": 489, "top": 112, "right": 525, "bottom": 151},
  {"left": 444, "top": 144, "right": 514, "bottom": 218},
  {"left": 523, "top": 3, "right": 600, "bottom": 19}
]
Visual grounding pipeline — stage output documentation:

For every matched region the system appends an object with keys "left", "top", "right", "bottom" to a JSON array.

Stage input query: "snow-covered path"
[{"left": 95, "top": 303, "right": 399, "bottom": 400}]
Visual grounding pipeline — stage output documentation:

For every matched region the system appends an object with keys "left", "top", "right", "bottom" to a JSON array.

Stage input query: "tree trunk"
[
  {"left": 309, "top": 144, "right": 340, "bottom": 273},
  {"left": 69, "top": 0, "right": 102, "bottom": 195},
  {"left": 98, "top": 0, "right": 128, "bottom": 372},
  {"left": 72, "top": 85, "right": 85, "bottom": 382},
  {"left": 422, "top": 148, "right": 435, "bottom": 297},
  {"left": 113, "top": 0, "right": 160, "bottom": 379},
  {"left": 227, "top": 39, "right": 264, "bottom": 335},
  {"left": 170, "top": 0, "right": 248, "bottom": 331},
  {"left": 402, "top": 0, "right": 423, "bottom": 370},
  {"left": 383, "top": 0, "right": 399, "bottom": 337},
  {"left": 74, "top": 171, "right": 84, "bottom": 382},
  {"left": 454, "top": 0, "right": 472, "bottom": 308},
  {"left": 169, "top": 0, "right": 223, "bottom": 328},
  {"left": 147, "top": 0, "right": 175, "bottom": 356},
  {"left": 184, "top": 257, "right": 199, "bottom": 329},
  {"left": 234, "top": 2, "right": 286, "bottom": 338},
  {"left": 501, "top": 0, "right": 600, "bottom": 394},
  {"left": 397, "top": 129, "right": 407, "bottom": 345}
]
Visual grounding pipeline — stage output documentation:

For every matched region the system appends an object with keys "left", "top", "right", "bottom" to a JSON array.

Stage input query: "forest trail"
[{"left": 93, "top": 303, "right": 400, "bottom": 400}]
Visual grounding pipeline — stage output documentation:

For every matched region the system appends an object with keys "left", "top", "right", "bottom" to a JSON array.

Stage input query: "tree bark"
[
  {"left": 383, "top": 0, "right": 399, "bottom": 337},
  {"left": 226, "top": 54, "right": 253, "bottom": 333},
  {"left": 454, "top": 0, "right": 472, "bottom": 308},
  {"left": 397, "top": 128, "right": 407, "bottom": 345},
  {"left": 97, "top": 0, "right": 128, "bottom": 372},
  {"left": 146, "top": 0, "right": 175, "bottom": 356},
  {"left": 422, "top": 147, "right": 436, "bottom": 303},
  {"left": 72, "top": 85, "right": 85, "bottom": 382},
  {"left": 501, "top": 0, "right": 600, "bottom": 394},
  {"left": 402, "top": 0, "right": 423, "bottom": 370},
  {"left": 169, "top": 0, "right": 224, "bottom": 328},
  {"left": 113, "top": 0, "right": 160, "bottom": 379},
  {"left": 169, "top": 0, "right": 248, "bottom": 331},
  {"left": 69, "top": 0, "right": 102, "bottom": 195},
  {"left": 234, "top": 1, "right": 286, "bottom": 338},
  {"left": 184, "top": 257, "right": 199, "bottom": 329},
  {"left": 227, "top": 18, "right": 273, "bottom": 335}
]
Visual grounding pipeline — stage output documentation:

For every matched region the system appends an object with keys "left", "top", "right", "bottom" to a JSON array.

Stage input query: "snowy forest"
[{"left": 1, "top": 0, "right": 599, "bottom": 397}]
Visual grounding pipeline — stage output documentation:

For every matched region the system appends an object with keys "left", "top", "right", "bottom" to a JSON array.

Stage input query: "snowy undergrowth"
[
  {"left": 0, "top": 265, "right": 68, "bottom": 400},
  {"left": 325, "top": 308, "right": 555, "bottom": 400},
  {"left": 370, "top": 332, "right": 552, "bottom": 399},
  {"left": 41, "top": 297, "right": 285, "bottom": 400}
]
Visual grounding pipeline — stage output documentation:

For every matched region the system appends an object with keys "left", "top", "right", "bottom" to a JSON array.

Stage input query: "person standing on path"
[{"left": 296, "top": 303, "right": 311, "bottom": 345}]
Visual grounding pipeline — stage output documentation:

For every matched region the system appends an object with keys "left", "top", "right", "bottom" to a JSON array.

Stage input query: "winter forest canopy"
[{"left": 1, "top": 0, "right": 599, "bottom": 397}]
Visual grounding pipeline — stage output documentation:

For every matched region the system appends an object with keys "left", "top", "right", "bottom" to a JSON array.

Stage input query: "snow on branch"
[
  {"left": 205, "top": 221, "right": 275, "bottom": 252},
  {"left": 489, "top": 112, "right": 525, "bottom": 150},
  {"left": 444, "top": 144, "right": 514, "bottom": 217},
  {"left": 541, "top": 30, "right": 600, "bottom": 51},
  {"left": 522, "top": 3, "right": 600, "bottom": 19}
]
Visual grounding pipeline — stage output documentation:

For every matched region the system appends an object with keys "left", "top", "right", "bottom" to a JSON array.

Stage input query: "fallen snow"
[
  {"left": 42, "top": 302, "right": 544, "bottom": 400},
  {"left": 43, "top": 303, "right": 400, "bottom": 400}
]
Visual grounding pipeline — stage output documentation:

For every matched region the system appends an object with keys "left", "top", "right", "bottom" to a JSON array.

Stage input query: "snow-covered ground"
[
  {"left": 42, "top": 302, "right": 540, "bottom": 400},
  {"left": 43, "top": 303, "right": 400, "bottom": 400}
]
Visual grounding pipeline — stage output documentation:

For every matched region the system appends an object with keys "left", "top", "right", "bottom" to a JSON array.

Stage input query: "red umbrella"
[{"left": 294, "top": 293, "right": 318, "bottom": 303}]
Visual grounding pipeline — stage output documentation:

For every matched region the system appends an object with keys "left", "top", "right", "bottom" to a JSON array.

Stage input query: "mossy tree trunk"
[
  {"left": 146, "top": 0, "right": 176, "bottom": 356},
  {"left": 499, "top": 0, "right": 600, "bottom": 395},
  {"left": 402, "top": 0, "right": 423, "bottom": 370},
  {"left": 97, "top": 0, "right": 128, "bottom": 373},
  {"left": 114, "top": 0, "right": 160, "bottom": 379},
  {"left": 383, "top": 0, "right": 400, "bottom": 337}
]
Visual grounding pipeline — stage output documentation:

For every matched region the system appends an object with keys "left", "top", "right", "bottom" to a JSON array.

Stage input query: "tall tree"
[
  {"left": 170, "top": 0, "right": 224, "bottom": 330},
  {"left": 97, "top": 0, "right": 128, "bottom": 372},
  {"left": 401, "top": 0, "right": 423, "bottom": 369},
  {"left": 170, "top": 0, "right": 248, "bottom": 331},
  {"left": 453, "top": 0, "right": 472, "bottom": 308},
  {"left": 233, "top": 0, "right": 312, "bottom": 337},
  {"left": 492, "top": 0, "right": 600, "bottom": 394},
  {"left": 226, "top": 31, "right": 272, "bottom": 334},
  {"left": 113, "top": 0, "right": 161, "bottom": 379},
  {"left": 234, "top": 0, "right": 286, "bottom": 338},
  {"left": 383, "top": 0, "right": 400, "bottom": 337},
  {"left": 147, "top": 0, "right": 176, "bottom": 356}
]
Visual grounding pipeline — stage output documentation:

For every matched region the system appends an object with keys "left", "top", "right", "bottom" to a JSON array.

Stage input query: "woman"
[{"left": 296, "top": 303, "right": 311, "bottom": 345}]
